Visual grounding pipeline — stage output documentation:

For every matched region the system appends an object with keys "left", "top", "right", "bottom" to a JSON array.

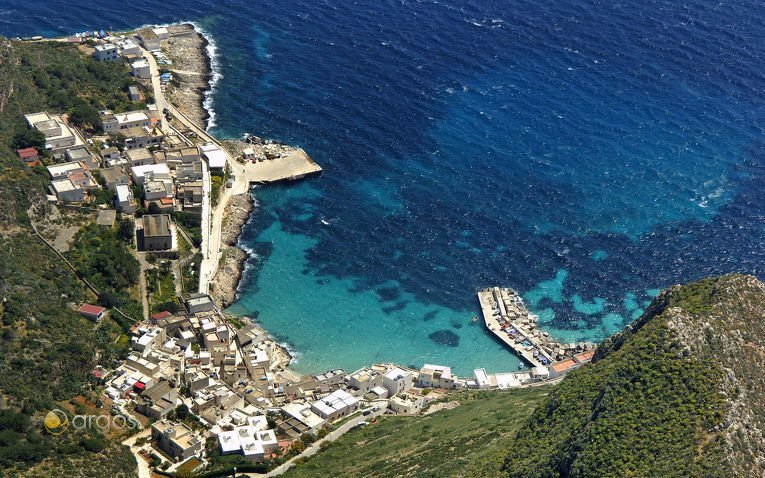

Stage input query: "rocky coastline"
[
  {"left": 207, "top": 192, "right": 301, "bottom": 380},
  {"left": 209, "top": 193, "right": 253, "bottom": 308},
  {"left": 165, "top": 23, "right": 213, "bottom": 130}
]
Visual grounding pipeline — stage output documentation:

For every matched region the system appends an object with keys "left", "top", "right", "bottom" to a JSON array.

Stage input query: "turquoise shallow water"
[{"left": 227, "top": 208, "right": 521, "bottom": 374}]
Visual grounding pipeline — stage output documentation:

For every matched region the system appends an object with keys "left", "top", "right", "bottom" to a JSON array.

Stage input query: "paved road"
[
  {"left": 122, "top": 429, "right": 152, "bottom": 478},
  {"left": 139, "top": 45, "right": 169, "bottom": 131},
  {"left": 134, "top": 249, "right": 150, "bottom": 321},
  {"left": 259, "top": 406, "right": 387, "bottom": 477},
  {"left": 138, "top": 42, "right": 239, "bottom": 295},
  {"left": 161, "top": 106, "right": 250, "bottom": 296},
  {"left": 198, "top": 158, "right": 213, "bottom": 293}
]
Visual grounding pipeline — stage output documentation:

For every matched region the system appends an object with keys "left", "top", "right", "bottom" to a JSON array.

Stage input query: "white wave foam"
[
  {"left": 126, "top": 21, "right": 222, "bottom": 131},
  {"left": 185, "top": 21, "right": 222, "bottom": 131}
]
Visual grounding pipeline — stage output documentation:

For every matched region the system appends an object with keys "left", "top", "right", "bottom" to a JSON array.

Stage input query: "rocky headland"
[{"left": 165, "top": 23, "right": 212, "bottom": 129}]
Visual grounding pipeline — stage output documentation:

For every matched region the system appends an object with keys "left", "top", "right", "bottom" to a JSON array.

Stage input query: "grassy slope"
[
  {"left": 283, "top": 387, "right": 548, "bottom": 478},
  {"left": 0, "top": 39, "right": 137, "bottom": 477}
]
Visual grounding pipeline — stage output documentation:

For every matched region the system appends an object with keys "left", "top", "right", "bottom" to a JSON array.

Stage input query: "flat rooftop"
[
  {"left": 97, "top": 209, "right": 117, "bottom": 226},
  {"left": 143, "top": 214, "right": 171, "bottom": 238}
]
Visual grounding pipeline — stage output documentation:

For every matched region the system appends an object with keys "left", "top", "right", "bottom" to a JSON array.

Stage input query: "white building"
[
  {"left": 382, "top": 367, "right": 415, "bottom": 398},
  {"left": 217, "top": 425, "right": 278, "bottom": 463},
  {"left": 280, "top": 402, "right": 326, "bottom": 435},
  {"left": 492, "top": 372, "right": 527, "bottom": 389},
  {"left": 24, "top": 112, "right": 81, "bottom": 152},
  {"left": 131, "top": 59, "right": 151, "bottom": 79},
  {"left": 66, "top": 146, "right": 99, "bottom": 170},
  {"left": 418, "top": 364, "right": 458, "bottom": 389},
  {"left": 115, "top": 184, "right": 135, "bottom": 213},
  {"left": 117, "top": 38, "right": 142, "bottom": 56},
  {"left": 93, "top": 43, "right": 119, "bottom": 61},
  {"left": 51, "top": 178, "right": 85, "bottom": 202},
  {"left": 166, "top": 146, "right": 201, "bottom": 169},
  {"left": 126, "top": 148, "right": 155, "bottom": 168},
  {"left": 310, "top": 389, "right": 360, "bottom": 422},
  {"left": 348, "top": 368, "right": 382, "bottom": 395},
  {"left": 242, "top": 147, "right": 257, "bottom": 161},
  {"left": 138, "top": 28, "right": 161, "bottom": 50},
  {"left": 185, "top": 293, "right": 215, "bottom": 315},
  {"left": 249, "top": 348, "right": 270, "bottom": 369},
  {"left": 389, "top": 394, "right": 425, "bottom": 415},
  {"left": 152, "top": 27, "right": 170, "bottom": 40},
  {"left": 144, "top": 179, "right": 174, "bottom": 201},
  {"left": 200, "top": 143, "right": 227, "bottom": 171},
  {"left": 101, "top": 110, "right": 151, "bottom": 133},
  {"left": 47, "top": 161, "right": 84, "bottom": 180},
  {"left": 369, "top": 386, "right": 388, "bottom": 400},
  {"left": 152, "top": 420, "right": 203, "bottom": 460},
  {"left": 100, "top": 146, "right": 121, "bottom": 161},
  {"left": 130, "top": 162, "right": 171, "bottom": 184},
  {"left": 132, "top": 326, "right": 166, "bottom": 354},
  {"left": 473, "top": 368, "right": 490, "bottom": 389}
]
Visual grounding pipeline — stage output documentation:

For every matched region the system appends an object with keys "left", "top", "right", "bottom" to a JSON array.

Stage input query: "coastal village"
[{"left": 14, "top": 24, "right": 596, "bottom": 476}]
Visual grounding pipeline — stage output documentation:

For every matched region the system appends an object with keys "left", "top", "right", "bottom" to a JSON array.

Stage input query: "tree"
[
  {"left": 110, "top": 133, "right": 127, "bottom": 150},
  {"left": 11, "top": 127, "right": 45, "bottom": 151},
  {"left": 175, "top": 404, "right": 190, "bottom": 420},
  {"left": 68, "top": 102, "right": 101, "bottom": 132},
  {"left": 98, "top": 291, "right": 119, "bottom": 308},
  {"left": 291, "top": 439, "right": 306, "bottom": 454},
  {"left": 116, "top": 218, "right": 135, "bottom": 243},
  {"left": 155, "top": 300, "right": 180, "bottom": 314}
]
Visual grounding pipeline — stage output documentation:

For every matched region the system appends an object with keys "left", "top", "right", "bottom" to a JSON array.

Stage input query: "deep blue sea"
[{"left": 4, "top": 1, "right": 765, "bottom": 375}]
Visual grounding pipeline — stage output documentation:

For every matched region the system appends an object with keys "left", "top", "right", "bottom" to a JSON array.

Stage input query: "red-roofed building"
[
  {"left": 17, "top": 147, "right": 41, "bottom": 167},
  {"left": 152, "top": 310, "right": 172, "bottom": 321},
  {"left": 79, "top": 303, "right": 107, "bottom": 322},
  {"left": 574, "top": 350, "right": 595, "bottom": 364},
  {"left": 550, "top": 358, "right": 580, "bottom": 378}
]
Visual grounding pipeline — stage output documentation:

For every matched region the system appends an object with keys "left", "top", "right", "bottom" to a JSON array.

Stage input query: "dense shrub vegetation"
[
  {"left": 0, "top": 38, "right": 137, "bottom": 476},
  {"left": 500, "top": 278, "right": 735, "bottom": 478}
]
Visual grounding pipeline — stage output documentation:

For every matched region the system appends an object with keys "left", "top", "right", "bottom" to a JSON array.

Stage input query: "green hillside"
[
  {"left": 502, "top": 274, "right": 765, "bottom": 477},
  {"left": 501, "top": 283, "right": 727, "bottom": 476},
  {"left": 283, "top": 387, "right": 548, "bottom": 478},
  {"left": 0, "top": 38, "right": 138, "bottom": 477}
]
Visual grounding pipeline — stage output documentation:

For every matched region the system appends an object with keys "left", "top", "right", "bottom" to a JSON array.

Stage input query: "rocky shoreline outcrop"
[
  {"left": 165, "top": 23, "right": 212, "bottom": 129},
  {"left": 210, "top": 193, "right": 254, "bottom": 308}
]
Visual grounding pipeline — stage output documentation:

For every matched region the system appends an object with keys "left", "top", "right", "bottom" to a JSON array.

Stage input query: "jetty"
[
  {"left": 240, "top": 148, "right": 322, "bottom": 184},
  {"left": 477, "top": 287, "right": 595, "bottom": 369}
]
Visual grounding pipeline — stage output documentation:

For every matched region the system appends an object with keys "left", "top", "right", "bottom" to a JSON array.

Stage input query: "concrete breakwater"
[
  {"left": 225, "top": 136, "right": 323, "bottom": 184},
  {"left": 478, "top": 287, "right": 595, "bottom": 369}
]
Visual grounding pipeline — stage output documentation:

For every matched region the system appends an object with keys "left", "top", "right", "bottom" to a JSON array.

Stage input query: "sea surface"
[{"left": 4, "top": 1, "right": 765, "bottom": 375}]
